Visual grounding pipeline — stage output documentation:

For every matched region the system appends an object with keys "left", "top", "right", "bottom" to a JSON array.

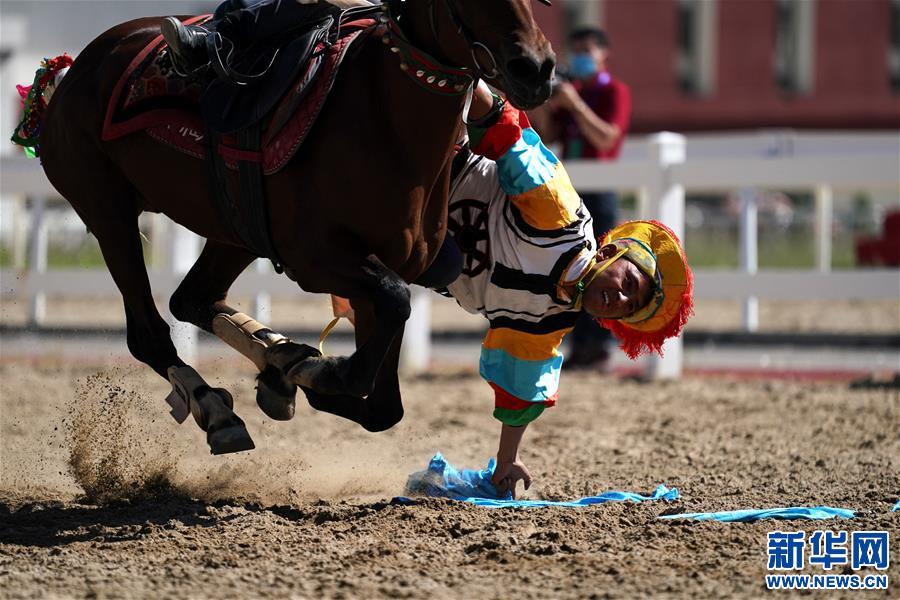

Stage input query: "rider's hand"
[
  {"left": 468, "top": 80, "right": 497, "bottom": 121},
  {"left": 491, "top": 458, "right": 533, "bottom": 499}
]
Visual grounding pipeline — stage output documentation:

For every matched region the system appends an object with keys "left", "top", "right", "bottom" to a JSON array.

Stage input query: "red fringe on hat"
[{"left": 596, "top": 220, "right": 694, "bottom": 359}]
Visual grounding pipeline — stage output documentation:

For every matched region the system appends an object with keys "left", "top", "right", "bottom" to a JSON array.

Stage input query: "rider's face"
[{"left": 582, "top": 245, "right": 654, "bottom": 320}]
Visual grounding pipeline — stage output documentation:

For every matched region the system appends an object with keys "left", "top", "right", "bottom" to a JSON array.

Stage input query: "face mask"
[{"left": 569, "top": 52, "right": 597, "bottom": 80}]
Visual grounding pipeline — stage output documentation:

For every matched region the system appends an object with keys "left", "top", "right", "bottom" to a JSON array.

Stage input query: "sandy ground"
[
  {"left": 0, "top": 358, "right": 898, "bottom": 598},
  {"left": 2, "top": 294, "right": 899, "bottom": 334}
]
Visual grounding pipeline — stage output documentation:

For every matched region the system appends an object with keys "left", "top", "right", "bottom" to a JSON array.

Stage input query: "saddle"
[
  {"left": 102, "top": 3, "right": 385, "bottom": 268},
  {"left": 202, "top": 2, "right": 341, "bottom": 134}
]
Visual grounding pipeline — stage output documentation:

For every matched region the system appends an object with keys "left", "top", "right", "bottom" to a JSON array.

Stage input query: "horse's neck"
[
  {"left": 376, "top": 56, "right": 467, "bottom": 178},
  {"left": 387, "top": 2, "right": 472, "bottom": 169}
]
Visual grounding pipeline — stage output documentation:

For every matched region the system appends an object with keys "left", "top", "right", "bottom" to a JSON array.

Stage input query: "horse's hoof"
[
  {"left": 256, "top": 366, "right": 297, "bottom": 421},
  {"left": 207, "top": 421, "right": 255, "bottom": 455}
]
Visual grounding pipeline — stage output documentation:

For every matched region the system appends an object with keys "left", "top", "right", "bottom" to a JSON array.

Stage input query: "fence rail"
[{"left": 2, "top": 131, "right": 898, "bottom": 377}]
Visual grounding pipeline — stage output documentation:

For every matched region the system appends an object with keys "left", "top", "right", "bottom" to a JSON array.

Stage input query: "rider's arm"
[
  {"left": 491, "top": 422, "right": 532, "bottom": 498},
  {"left": 466, "top": 100, "right": 582, "bottom": 232},
  {"left": 479, "top": 326, "right": 570, "bottom": 426},
  {"left": 479, "top": 325, "right": 569, "bottom": 498}
]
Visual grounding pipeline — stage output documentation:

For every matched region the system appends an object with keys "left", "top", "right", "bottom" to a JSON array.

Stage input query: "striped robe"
[{"left": 445, "top": 106, "right": 596, "bottom": 426}]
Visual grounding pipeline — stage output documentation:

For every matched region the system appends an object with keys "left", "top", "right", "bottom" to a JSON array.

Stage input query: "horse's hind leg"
[
  {"left": 93, "top": 214, "right": 255, "bottom": 454},
  {"left": 168, "top": 240, "right": 310, "bottom": 421}
]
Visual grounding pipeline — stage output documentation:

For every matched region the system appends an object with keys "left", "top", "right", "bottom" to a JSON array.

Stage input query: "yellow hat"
[{"left": 597, "top": 220, "right": 693, "bottom": 359}]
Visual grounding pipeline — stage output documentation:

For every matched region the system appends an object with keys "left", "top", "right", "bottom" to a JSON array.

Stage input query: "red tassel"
[
  {"left": 16, "top": 84, "right": 31, "bottom": 105},
  {"left": 11, "top": 53, "right": 73, "bottom": 157},
  {"left": 599, "top": 288, "right": 694, "bottom": 359}
]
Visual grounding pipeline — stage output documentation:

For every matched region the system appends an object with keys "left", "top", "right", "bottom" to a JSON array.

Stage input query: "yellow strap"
[
  {"left": 573, "top": 246, "right": 629, "bottom": 310},
  {"left": 318, "top": 316, "right": 342, "bottom": 355}
]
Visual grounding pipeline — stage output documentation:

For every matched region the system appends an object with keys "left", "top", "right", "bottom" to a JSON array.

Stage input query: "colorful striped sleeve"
[
  {"left": 479, "top": 327, "right": 571, "bottom": 426},
  {"left": 467, "top": 104, "right": 582, "bottom": 231}
]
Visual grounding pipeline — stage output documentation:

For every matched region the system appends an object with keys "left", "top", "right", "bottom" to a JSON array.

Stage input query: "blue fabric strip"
[
  {"left": 404, "top": 452, "right": 678, "bottom": 508},
  {"left": 496, "top": 128, "right": 560, "bottom": 196},
  {"left": 658, "top": 507, "right": 855, "bottom": 522},
  {"left": 401, "top": 454, "right": 877, "bottom": 518},
  {"left": 893, "top": 499, "right": 900, "bottom": 512},
  {"left": 480, "top": 347, "right": 561, "bottom": 402}
]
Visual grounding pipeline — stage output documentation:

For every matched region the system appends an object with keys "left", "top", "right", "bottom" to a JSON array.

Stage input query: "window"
[
  {"left": 774, "top": 0, "right": 815, "bottom": 95},
  {"left": 890, "top": 0, "right": 900, "bottom": 92},
  {"left": 676, "top": 0, "right": 717, "bottom": 96}
]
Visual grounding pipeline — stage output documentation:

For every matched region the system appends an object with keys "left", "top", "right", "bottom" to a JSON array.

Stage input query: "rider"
[{"left": 432, "top": 82, "right": 693, "bottom": 497}]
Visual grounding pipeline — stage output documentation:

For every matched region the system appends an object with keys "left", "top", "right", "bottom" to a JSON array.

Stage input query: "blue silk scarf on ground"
[
  {"left": 404, "top": 452, "right": 678, "bottom": 508},
  {"left": 403, "top": 453, "right": 859, "bottom": 520}
]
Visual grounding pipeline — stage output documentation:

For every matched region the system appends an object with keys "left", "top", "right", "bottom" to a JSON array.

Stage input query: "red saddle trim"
[
  {"left": 102, "top": 16, "right": 378, "bottom": 175},
  {"left": 102, "top": 14, "right": 210, "bottom": 143}
]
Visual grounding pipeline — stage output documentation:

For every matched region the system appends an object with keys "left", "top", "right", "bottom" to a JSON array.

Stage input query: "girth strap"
[{"left": 205, "top": 125, "right": 284, "bottom": 272}]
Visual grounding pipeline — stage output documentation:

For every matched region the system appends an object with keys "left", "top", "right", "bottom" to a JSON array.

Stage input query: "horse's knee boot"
[{"left": 212, "top": 312, "right": 290, "bottom": 371}]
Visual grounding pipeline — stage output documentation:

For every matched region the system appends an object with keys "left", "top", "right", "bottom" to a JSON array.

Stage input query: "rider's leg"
[
  {"left": 161, "top": 0, "right": 341, "bottom": 76},
  {"left": 160, "top": 17, "right": 213, "bottom": 76}
]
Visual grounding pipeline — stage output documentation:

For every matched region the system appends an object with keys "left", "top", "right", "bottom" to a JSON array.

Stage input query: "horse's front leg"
[{"left": 268, "top": 254, "right": 410, "bottom": 398}]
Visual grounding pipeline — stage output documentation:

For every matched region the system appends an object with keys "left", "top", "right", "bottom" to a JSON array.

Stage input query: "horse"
[{"left": 35, "top": 0, "right": 555, "bottom": 454}]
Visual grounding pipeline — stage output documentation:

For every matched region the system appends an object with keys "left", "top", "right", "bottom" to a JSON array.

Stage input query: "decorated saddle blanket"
[{"left": 101, "top": 15, "right": 377, "bottom": 174}]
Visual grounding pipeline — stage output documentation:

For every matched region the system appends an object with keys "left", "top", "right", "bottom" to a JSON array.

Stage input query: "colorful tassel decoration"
[{"left": 10, "top": 53, "right": 74, "bottom": 158}]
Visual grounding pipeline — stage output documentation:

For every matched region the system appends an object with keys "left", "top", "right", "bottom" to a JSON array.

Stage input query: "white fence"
[{"left": 2, "top": 131, "right": 899, "bottom": 377}]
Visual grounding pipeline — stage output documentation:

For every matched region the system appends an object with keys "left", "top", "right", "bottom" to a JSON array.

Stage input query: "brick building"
[{"left": 534, "top": 0, "right": 900, "bottom": 133}]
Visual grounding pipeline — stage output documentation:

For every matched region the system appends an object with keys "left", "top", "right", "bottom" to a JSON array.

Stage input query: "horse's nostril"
[
  {"left": 506, "top": 56, "right": 541, "bottom": 82},
  {"left": 539, "top": 57, "right": 555, "bottom": 80}
]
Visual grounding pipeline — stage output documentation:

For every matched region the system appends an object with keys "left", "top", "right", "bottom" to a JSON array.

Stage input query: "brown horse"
[{"left": 37, "top": 0, "right": 554, "bottom": 454}]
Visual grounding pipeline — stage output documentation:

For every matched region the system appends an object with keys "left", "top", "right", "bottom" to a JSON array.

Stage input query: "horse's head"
[{"left": 419, "top": 0, "right": 557, "bottom": 109}]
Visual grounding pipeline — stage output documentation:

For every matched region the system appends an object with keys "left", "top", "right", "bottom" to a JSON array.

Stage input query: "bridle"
[
  {"left": 428, "top": 0, "right": 551, "bottom": 81},
  {"left": 389, "top": 0, "right": 551, "bottom": 83},
  {"left": 428, "top": 0, "right": 496, "bottom": 80}
]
